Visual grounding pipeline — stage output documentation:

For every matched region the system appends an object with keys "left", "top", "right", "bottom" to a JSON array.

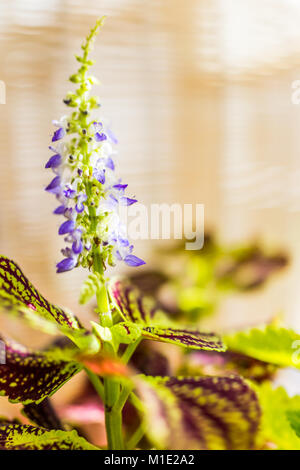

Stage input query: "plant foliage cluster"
[{"left": 0, "top": 18, "right": 298, "bottom": 450}]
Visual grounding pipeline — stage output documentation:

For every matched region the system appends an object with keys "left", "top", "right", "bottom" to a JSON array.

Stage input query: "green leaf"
[
  {"left": 0, "top": 335, "right": 81, "bottom": 404},
  {"left": 0, "top": 420, "right": 99, "bottom": 450},
  {"left": 224, "top": 323, "right": 300, "bottom": 369},
  {"left": 138, "top": 375, "right": 261, "bottom": 450},
  {"left": 286, "top": 410, "right": 300, "bottom": 438},
  {"left": 0, "top": 256, "right": 82, "bottom": 330},
  {"left": 109, "top": 279, "right": 225, "bottom": 352},
  {"left": 254, "top": 382, "right": 300, "bottom": 449}
]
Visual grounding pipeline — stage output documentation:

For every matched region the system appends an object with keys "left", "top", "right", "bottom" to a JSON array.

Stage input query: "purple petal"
[
  {"left": 113, "top": 184, "right": 128, "bottom": 191},
  {"left": 45, "top": 154, "right": 62, "bottom": 169},
  {"left": 95, "top": 132, "right": 107, "bottom": 142},
  {"left": 64, "top": 187, "right": 76, "bottom": 199},
  {"left": 72, "top": 228, "right": 83, "bottom": 241},
  {"left": 61, "top": 247, "right": 72, "bottom": 257},
  {"left": 75, "top": 203, "right": 84, "bottom": 213},
  {"left": 93, "top": 168, "right": 106, "bottom": 184},
  {"left": 58, "top": 220, "right": 75, "bottom": 235},
  {"left": 45, "top": 176, "right": 61, "bottom": 193},
  {"left": 120, "top": 197, "right": 137, "bottom": 206},
  {"left": 93, "top": 121, "right": 103, "bottom": 131},
  {"left": 72, "top": 240, "right": 83, "bottom": 255},
  {"left": 53, "top": 205, "right": 65, "bottom": 215},
  {"left": 107, "top": 128, "right": 118, "bottom": 145},
  {"left": 124, "top": 255, "right": 146, "bottom": 267},
  {"left": 52, "top": 128, "right": 65, "bottom": 142},
  {"left": 119, "top": 237, "right": 130, "bottom": 247},
  {"left": 64, "top": 208, "right": 74, "bottom": 220},
  {"left": 106, "top": 157, "right": 115, "bottom": 171},
  {"left": 56, "top": 257, "right": 76, "bottom": 273}
]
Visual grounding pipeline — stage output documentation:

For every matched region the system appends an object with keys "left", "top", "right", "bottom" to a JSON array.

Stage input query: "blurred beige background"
[{"left": 1, "top": 0, "right": 300, "bottom": 341}]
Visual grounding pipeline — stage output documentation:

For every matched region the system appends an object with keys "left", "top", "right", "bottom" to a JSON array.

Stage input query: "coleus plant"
[{"left": 0, "top": 17, "right": 299, "bottom": 451}]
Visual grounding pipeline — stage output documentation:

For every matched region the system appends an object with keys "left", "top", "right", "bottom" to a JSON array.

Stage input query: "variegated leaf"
[
  {"left": 22, "top": 399, "right": 64, "bottom": 430},
  {"left": 142, "top": 326, "right": 224, "bottom": 351},
  {"left": 0, "top": 335, "right": 80, "bottom": 404},
  {"left": 0, "top": 420, "right": 98, "bottom": 450},
  {"left": 109, "top": 279, "right": 160, "bottom": 324},
  {"left": 0, "top": 256, "right": 82, "bottom": 330},
  {"left": 179, "top": 350, "right": 278, "bottom": 383},
  {"left": 109, "top": 279, "right": 225, "bottom": 351},
  {"left": 139, "top": 375, "right": 261, "bottom": 450}
]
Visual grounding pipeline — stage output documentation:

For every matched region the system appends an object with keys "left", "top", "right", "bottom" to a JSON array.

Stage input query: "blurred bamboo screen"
[{"left": 1, "top": 0, "right": 300, "bottom": 329}]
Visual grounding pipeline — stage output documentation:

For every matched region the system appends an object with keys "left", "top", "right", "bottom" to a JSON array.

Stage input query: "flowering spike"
[{"left": 45, "top": 18, "right": 145, "bottom": 274}]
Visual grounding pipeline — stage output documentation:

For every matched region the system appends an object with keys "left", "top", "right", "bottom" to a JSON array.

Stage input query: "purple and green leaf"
[
  {"left": 0, "top": 256, "right": 100, "bottom": 353},
  {"left": 0, "top": 419, "right": 98, "bottom": 450},
  {"left": 139, "top": 375, "right": 261, "bottom": 450},
  {"left": 0, "top": 335, "right": 80, "bottom": 404},
  {"left": 179, "top": 350, "right": 278, "bottom": 383},
  {"left": 0, "top": 256, "right": 82, "bottom": 330},
  {"left": 109, "top": 279, "right": 225, "bottom": 351},
  {"left": 22, "top": 399, "right": 64, "bottom": 430}
]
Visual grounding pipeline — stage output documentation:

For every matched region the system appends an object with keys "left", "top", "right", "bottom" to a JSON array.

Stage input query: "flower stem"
[
  {"left": 126, "top": 423, "right": 145, "bottom": 450},
  {"left": 104, "top": 377, "right": 124, "bottom": 449},
  {"left": 122, "top": 338, "right": 142, "bottom": 364},
  {"left": 92, "top": 256, "right": 124, "bottom": 449},
  {"left": 85, "top": 368, "right": 105, "bottom": 402}
]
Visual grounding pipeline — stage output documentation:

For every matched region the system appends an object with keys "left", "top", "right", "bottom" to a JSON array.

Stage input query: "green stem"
[
  {"left": 129, "top": 392, "right": 144, "bottom": 413},
  {"left": 104, "top": 377, "right": 124, "bottom": 450},
  {"left": 85, "top": 368, "right": 105, "bottom": 402},
  {"left": 92, "top": 254, "right": 124, "bottom": 450},
  {"left": 122, "top": 338, "right": 142, "bottom": 364},
  {"left": 126, "top": 423, "right": 145, "bottom": 450}
]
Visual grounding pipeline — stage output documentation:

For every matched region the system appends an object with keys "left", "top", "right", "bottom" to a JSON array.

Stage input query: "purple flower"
[
  {"left": 72, "top": 240, "right": 83, "bottom": 254},
  {"left": 95, "top": 132, "right": 107, "bottom": 142},
  {"left": 53, "top": 205, "right": 66, "bottom": 214},
  {"left": 120, "top": 197, "right": 137, "bottom": 206},
  {"left": 64, "top": 185, "right": 76, "bottom": 199},
  {"left": 56, "top": 257, "right": 76, "bottom": 273},
  {"left": 93, "top": 168, "right": 106, "bottom": 184},
  {"left": 105, "top": 157, "right": 115, "bottom": 171},
  {"left": 58, "top": 220, "right": 75, "bottom": 235},
  {"left": 75, "top": 194, "right": 88, "bottom": 213},
  {"left": 119, "top": 237, "right": 130, "bottom": 247},
  {"left": 124, "top": 255, "right": 146, "bottom": 267},
  {"left": 52, "top": 127, "right": 65, "bottom": 142},
  {"left": 113, "top": 184, "right": 128, "bottom": 192},
  {"left": 93, "top": 121, "right": 103, "bottom": 130},
  {"left": 107, "top": 128, "right": 118, "bottom": 145},
  {"left": 45, "top": 154, "right": 62, "bottom": 169},
  {"left": 45, "top": 176, "right": 61, "bottom": 194},
  {"left": 64, "top": 208, "right": 75, "bottom": 220},
  {"left": 46, "top": 106, "right": 144, "bottom": 272}
]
